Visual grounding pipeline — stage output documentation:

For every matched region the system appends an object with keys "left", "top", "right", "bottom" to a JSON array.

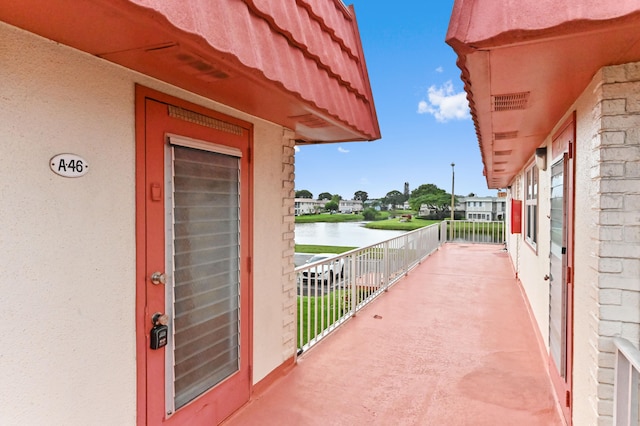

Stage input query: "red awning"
[
  {"left": 447, "top": 0, "right": 640, "bottom": 188},
  {"left": 0, "top": 0, "right": 380, "bottom": 143}
]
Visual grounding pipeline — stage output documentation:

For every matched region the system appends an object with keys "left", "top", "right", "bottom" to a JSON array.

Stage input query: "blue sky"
[{"left": 294, "top": 1, "right": 494, "bottom": 201}]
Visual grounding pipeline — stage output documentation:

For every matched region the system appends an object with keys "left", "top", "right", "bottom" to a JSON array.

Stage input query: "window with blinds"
[
  {"left": 525, "top": 164, "right": 538, "bottom": 249},
  {"left": 167, "top": 139, "right": 241, "bottom": 410}
]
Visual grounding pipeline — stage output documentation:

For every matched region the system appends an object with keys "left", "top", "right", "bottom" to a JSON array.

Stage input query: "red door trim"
[
  {"left": 135, "top": 84, "right": 148, "bottom": 426},
  {"left": 135, "top": 85, "right": 254, "bottom": 425},
  {"left": 548, "top": 112, "right": 575, "bottom": 425}
]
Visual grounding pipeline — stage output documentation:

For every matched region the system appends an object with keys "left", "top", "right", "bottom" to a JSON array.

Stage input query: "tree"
[
  {"left": 354, "top": 190, "right": 368, "bottom": 202},
  {"left": 324, "top": 201, "right": 339, "bottom": 212},
  {"left": 408, "top": 184, "right": 455, "bottom": 219},
  {"left": 318, "top": 192, "right": 332, "bottom": 200},
  {"left": 295, "top": 189, "right": 313, "bottom": 199},
  {"left": 331, "top": 194, "right": 342, "bottom": 202},
  {"left": 365, "top": 199, "right": 383, "bottom": 210},
  {"left": 410, "top": 183, "right": 443, "bottom": 199},
  {"left": 362, "top": 207, "right": 378, "bottom": 221},
  {"left": 384, "top": 190, "right": 405, "bottom": 209}
]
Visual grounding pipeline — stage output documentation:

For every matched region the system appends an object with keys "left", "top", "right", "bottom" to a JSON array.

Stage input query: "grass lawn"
[
  {"left": 364, "top": 217, "right": 440, "bottom": 231},
  {"left": 297, "top": 287, "right": 376, "bottom": 348},
  {"left": 295, "top": 244, "right": 357, "bottom": 254},
  {"left": 298, "top": 291, "right": 346, "bottom": 348},
  {"left": 448, "top": 221, "right": 505, "bottom": 240},
  {"left": 295, "top": 213, "right": 363, "bottom": 223}
]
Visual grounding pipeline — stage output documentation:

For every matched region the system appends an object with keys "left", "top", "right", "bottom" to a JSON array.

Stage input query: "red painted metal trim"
[
  {"left": 510, "top": 199, "right": 522, "bottom": 234},
  {"left": 447, "top": 0, "right": 640, "bottom": 47},
  {"left": 134, "top": 84, "right": 148, "bottom": 426},
  {"left": 548, "top": 112, "right": 576, "bottom": 425},
  {"left": 135, "top": 86, "right": 255, "bottom": 425},
  {"left": 552, "top": 111, "right": 576, "bottom": 159}
]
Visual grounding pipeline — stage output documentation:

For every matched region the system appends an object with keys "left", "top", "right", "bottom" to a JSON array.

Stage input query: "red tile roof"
[
  {"left": 0, "top": 0, "right": 380, "bottom": 143},
  {"left": 447, "top": 0, "right": 640, "bottom": 188}
]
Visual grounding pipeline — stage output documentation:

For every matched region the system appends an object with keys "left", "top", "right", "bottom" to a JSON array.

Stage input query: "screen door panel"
[
  {"left": 170, "top": 145, "right": 240, "bottom": 409},
  {"left": 549, "top": 158, "right": 566, "bottom": 377}
]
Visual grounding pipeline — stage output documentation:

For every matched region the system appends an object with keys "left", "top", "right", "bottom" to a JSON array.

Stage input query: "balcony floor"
[{"left": 224, "top": 243, "right": 564, "bottom": 425}]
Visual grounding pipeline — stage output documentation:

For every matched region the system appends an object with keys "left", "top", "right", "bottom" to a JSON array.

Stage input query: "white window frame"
[{"left": 524, "top": 163, "right": 538, "bottom": 250}]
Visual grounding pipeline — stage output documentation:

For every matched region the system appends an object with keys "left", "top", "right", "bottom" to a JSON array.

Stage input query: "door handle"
[
  {"left": 152, "top": 312, "right": 169, "bottom": 326},
  {"left": 150, "top": 271, "right": 166, "bottom": 285}
]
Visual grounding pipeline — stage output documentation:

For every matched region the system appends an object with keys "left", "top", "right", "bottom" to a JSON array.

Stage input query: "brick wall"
[
  {"left": 591, "top": 61, "right": 640, "bottom": 424},
  {"left": 281, "top": 130, "right": 297, "bottom": 358}
]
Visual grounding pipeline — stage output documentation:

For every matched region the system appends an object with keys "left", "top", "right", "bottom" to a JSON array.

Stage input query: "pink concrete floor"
[{"left": 224, "top": 244, "right": 564, "bottom": 426}]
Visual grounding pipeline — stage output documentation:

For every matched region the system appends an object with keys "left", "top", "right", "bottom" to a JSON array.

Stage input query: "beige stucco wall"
[
  {"left": 0, "top": 21, "right": 295, "bottom": 425},
  {"left": 506, "top": 165, "right": 552, "bottom": 350},
  {"left": 506, "top": 61, "right": 640, "bottom": 426}
]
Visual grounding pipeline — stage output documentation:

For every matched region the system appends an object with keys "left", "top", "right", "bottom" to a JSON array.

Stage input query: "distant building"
[
  {"left": 294, "top": 198, "right": 363, "bottom": 215},
  {"left": 294, "top": 198, "right": 326, "bottom": 215},
  {"left": 458, "top": 196, "right": 506, "bottom": 221},
  {"left": 339, "top": 199, "right": 363, "bottom": 213},
  {"left": 415, "top": 196, "right": 505, "bottom": 220}
]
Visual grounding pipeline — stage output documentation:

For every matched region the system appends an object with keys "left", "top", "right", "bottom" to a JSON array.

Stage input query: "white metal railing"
[
  {"left": 444, "top": 220, "right": 506, "bottom": 244},
  {"left": 614, "top": 337, "right": 640, "bottom": 425},
  {"left": 296, "top": 222, "right": 442, "bottom": 353}
]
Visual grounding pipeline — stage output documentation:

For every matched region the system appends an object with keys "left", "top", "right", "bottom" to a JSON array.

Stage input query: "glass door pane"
[{"left": 168, "top": 145, "right": 241, "bottom": 409}]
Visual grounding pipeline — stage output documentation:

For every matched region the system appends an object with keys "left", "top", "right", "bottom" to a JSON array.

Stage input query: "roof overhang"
[
  {"left": 0, "top": 0, "right": 380, "bottom": 144},
  {"left": 446, "top": 0, "right": 640, "bottom": 188}
]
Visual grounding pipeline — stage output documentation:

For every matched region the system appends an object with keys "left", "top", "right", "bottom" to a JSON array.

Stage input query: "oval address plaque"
[{"left": 50, "top": 154, "right": 89, "bottom": 178}]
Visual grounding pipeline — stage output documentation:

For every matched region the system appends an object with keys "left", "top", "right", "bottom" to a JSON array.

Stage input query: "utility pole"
[{"left": 450, "top": 163, "right": 455, "bottom": 221}]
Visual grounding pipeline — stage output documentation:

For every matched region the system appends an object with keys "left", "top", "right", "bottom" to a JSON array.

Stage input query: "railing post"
[
  {"left": 614, "top": 349, "right": 632, "bottom": 425},
  {"left": 443, "top": 220, "right": 447, "bottom": 242},
  {"left": 350, "top": 253, "right": 357, "bottom": 317},
  {"left": 614, "top": 337, "right": 640, "bottom": 425},
  {"left": 383, "top": 241, "right": 389, "bottom": 291},
  {"left": 403, "top": 234, "right": 409, "bottom": 276}
]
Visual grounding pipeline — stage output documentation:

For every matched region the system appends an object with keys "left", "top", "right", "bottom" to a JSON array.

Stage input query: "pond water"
[{"left": 295, "top": 221, "right": 407, "bottom": 248}]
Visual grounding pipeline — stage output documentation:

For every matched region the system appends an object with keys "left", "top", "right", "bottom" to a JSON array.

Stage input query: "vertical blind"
[
  {"left": 549, "top": 159, "right": 565, "bottom": 377},
  {"left": 171, "top": 145, "right": 240, "bottom": 409}
]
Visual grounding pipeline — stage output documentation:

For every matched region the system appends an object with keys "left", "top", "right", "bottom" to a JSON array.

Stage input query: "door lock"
[
  {"left": 150, "top": 271, "right": 166, "bottom": 285},
  {"left": 150, "top": 312, "right": 169, "bottom": 350}
]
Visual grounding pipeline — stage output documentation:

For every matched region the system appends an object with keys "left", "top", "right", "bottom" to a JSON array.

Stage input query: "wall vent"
[
  {"left": 168, "top": 106, "right": 243, "bottom": 135},
  {"left": 492, "top": 92, "right": 530, "bottom": 111},
  {"left": 290, "top": 114, "right": 330, "bottom": 128},
  {"left": 144, "top": 43, "right": 230, "bottom": 80},
  {"left": 494, "top": 150, "right": 512, "bottom": 156},
  {"left": 494, "top": 131, "right": 518, "bottom": 140}
]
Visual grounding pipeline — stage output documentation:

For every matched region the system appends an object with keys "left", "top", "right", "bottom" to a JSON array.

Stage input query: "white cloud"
[
  {"left": 337, "top": 147, "right": 349, "bottom": 153},
  {"left": 435, "top": 66, "right": 444, "bottom": 73},
  {"left": 417, "top": 80, "right": 470, "bottom": 123},
  {"left": 294, "top": 146, "right": 300, "bottom": 152}
]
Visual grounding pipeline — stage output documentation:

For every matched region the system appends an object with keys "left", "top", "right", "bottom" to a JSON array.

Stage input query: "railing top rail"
[
  {"left": 614, "top": 337, "right": 640, "bottom": 371},
  {"left": 295, "top": 221, "right": 442, "bottom": 270}
]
